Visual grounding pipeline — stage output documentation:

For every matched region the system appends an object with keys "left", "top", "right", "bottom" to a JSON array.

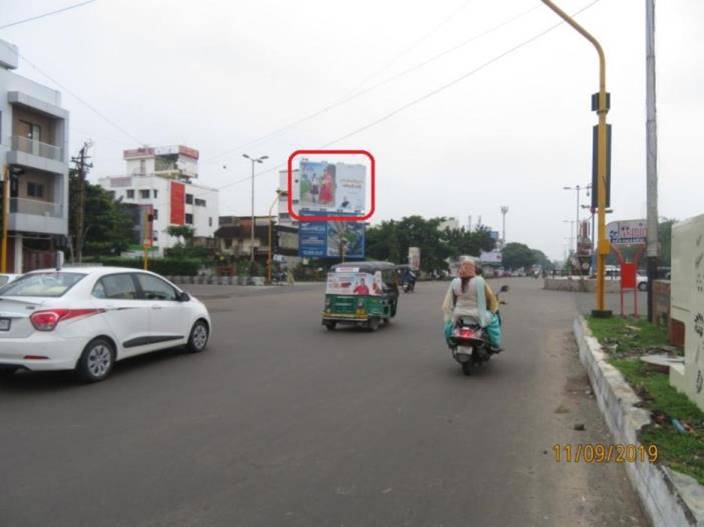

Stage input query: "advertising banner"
[
  {"left": 299, "top": 214, "right": 365, "bottom": 259},
  {"left": 326, "top": 271, "right": 383, "bottom": 296},
  {"left": 479, "top": 250, "right": 502, "bottom": 263},
  {"left": 170, "top": 181, "right": 185, "bottom": 225},
  {"left": 408, "top": 247, "right": 421, "bottom": 270},
  {"left": 607, "top": 219, "right": 646, "bottom": 245},
  {"left": 299, "top": 161, "right": 366, "bottom": 214}
]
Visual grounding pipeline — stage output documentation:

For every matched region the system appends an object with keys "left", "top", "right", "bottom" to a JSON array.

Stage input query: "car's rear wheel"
[
  {"left": 0, "top": 367, "right": 18, "bottom": 378},
  {"left": 77, "top": 338, "right": 115, "bottom": 383},
  {"left": 187, "top": 320, "right": 209, "bottom": 353},
  {"left": 638, "top": 282, "right": 647, "bottom": 291}
]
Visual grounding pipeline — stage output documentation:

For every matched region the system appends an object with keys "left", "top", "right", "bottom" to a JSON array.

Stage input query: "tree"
[
  {"left": 68, "top": 168, "right": 133, "bottom": 258},
  {"left": 530, "top": 249, "right": 552, "bottom": 270},
  {"left": 501, "top": 242, "right": 536, "bottom": 270},
  {"left": 167, "top": 225, "right": 195, "bottom": 247},
  {"left": 658, "top": 218, "right": 676, "bottom": 267}
]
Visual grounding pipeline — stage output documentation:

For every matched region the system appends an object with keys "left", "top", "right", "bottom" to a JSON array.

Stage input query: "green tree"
[
  {"left": 530, "top": 249, "right": 552, "bottom": 270},
  {"left": 68, "top": 168, "right": 133, "bottom": 258},
  {"left": 501, "top": 242, "right": 536, "bottom": 270},
  {"left": 167, "top": 225, "right": 195, "bottom": 247},
  {"left": 658, "top": 218, "right": 676, "bottom": 267}
]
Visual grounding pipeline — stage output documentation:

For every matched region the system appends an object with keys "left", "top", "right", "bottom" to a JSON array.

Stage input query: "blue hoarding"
[{"left": 299, "top": 213, "right": 365, "bottom": 259}]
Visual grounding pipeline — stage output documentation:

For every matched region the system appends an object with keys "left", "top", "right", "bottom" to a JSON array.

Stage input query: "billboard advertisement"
[
  {"left": 607, "top": 219, "right": 647, "bottom": 245},
  {"left": 408, "top": 247, "right": 421, "bottom": 270},
  {"left": 479, "top": 250, "right": 502, "bottom": 264},
  {"left": 299, "top": 216, "right": 365, "bottom": 259},
  {"left": 298, "top": 161, "right": 366, "bottom": 214},
  {"left": 170, "top": 181, "right": 185, "bottom": 225},
  {"left": 326, "top": 270, "right": 383, "bottom": 296}
]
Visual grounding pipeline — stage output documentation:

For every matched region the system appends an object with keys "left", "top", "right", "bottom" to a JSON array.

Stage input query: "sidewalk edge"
[{"left": 573, "top": 316, "right": 704, "bottom": 527}]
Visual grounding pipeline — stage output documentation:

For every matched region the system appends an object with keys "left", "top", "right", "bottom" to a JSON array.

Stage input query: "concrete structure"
[
  {"left": 98, "top": 146, "right": 218, "bottom": 256},
  {"left": 277, "top": 168, "right": 298, "bottom": 226},
  {"left": 670, "top": 213, "right": 704, "bottom": 411},
  {"left": 0, "top": 40, "right": 69, "bottom": 272},
  {"left": 439, "top": 217, "right": 460, "bottom": 231}
]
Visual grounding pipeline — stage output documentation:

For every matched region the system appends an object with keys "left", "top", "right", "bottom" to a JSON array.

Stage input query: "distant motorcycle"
[
  {"left": 448, "top": 284, "right": 508, "bottom": 376},
  {"left": 401, "top": 270, "right": 416, "bottom": 293}
]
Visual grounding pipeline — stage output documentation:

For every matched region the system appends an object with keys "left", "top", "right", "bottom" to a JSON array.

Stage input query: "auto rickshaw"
[{"left": 322, "top": 261, "right": 401, "bottom": 331}]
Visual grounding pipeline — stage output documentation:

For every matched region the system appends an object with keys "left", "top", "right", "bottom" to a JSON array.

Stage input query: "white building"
[
  {"left": 277, "top": 168, "right": 299, "bottom": 226},
  {"left": 0, "top": 40, "right": 69, "bottom": 273},
  {"left": 98, "top": 146, "right": 218, "bottom": 256},
  {"left": 439, "top": 217, "right": 460, "bottom": 231}
]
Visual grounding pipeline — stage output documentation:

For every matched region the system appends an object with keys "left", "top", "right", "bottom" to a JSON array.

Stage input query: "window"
[
  {"left": 224, "top": 239, "right": 233, "bottom": 248},
  {"left": 27, "top": 182, "right": 44, "bottom": 198},
  {"left": 136, "top": 274, "right": 178, "bottom": 301},
  {"left": 185, "top": 213, "right": 193, "bottom": 225},
  {"left": 1, "top": 272, "right": 85, "bottom": 298},
  {"left": 185, "top": 193, "right": 194, "bottom": 205},
  {"left": 152, "top": 231, "right": 159, "bottom": 241},
  {"left": 209, "top": 217, "right": 212, "bottom": 227},
  {"left": 140, "top": 189, "right": 150, "bottom": 199},
  {"left": 153, "top": 189, "right": 158, "bottom": 198},
  {"left": 107, "top": 191, "right": 116, "bottom": 200},
  {"left": 153, "top": 209, "right": 158, "bottom": 220},
  {"left": 126, "top": 189, "right": 135, "bottom": 199},
  {"left": 195, "top": 198, "right": 206, "bottom": 207},
  {"left": 92, "top": 274, "right": 138, "bottom": 300}
]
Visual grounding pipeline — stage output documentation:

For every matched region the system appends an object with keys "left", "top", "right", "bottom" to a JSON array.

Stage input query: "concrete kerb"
[{"left": 573, "top": 316, "right": 704, "bottom": 526}]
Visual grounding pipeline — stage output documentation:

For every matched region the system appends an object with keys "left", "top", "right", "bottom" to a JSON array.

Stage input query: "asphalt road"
[{"left": 0, "top": 279, "right": 646, "bottom": 526}]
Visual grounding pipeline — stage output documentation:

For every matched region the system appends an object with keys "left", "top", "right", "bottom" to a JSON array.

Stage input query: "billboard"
[
  {"left": 170, "top": 181, "right": 185, "bottom": 225},
  {"left": 607, "top": 219, "right": 647, "bottom": 245},
  {"left": 479, "top": 250, "right": 502, "bottom": 264},
  {"left": 408, "top": 247, "right": 420, "bottom": 270},
  {"left": 298, "top": 161, "right": 366, "bottom": 214},
  {"left": 299, "top": 216, "right": 365, "bottom": 259}
]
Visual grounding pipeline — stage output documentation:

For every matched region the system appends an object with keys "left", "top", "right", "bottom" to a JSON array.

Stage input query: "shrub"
[{"left": 96, "top": 257, "right": 200, "bottom": 276}]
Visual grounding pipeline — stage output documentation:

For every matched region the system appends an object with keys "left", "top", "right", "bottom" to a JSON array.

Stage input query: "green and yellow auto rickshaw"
[{"left": 322, "top": 261, "right": 401, "bottom": 331}]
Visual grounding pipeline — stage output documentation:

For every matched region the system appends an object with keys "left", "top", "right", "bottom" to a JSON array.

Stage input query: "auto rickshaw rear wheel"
[
  {"left": 324, "top": 321, "right": 337, "bottom": 331},
  {"left": 367, "top": 317, "right": 380, "bottom": 331}
]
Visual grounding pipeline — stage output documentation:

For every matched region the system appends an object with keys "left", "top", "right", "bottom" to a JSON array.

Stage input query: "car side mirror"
[
  {"left": 177, "top": 292, "right": 190, "bottom": 302},
  {"left": 500, "top": 285, "right": 509, "bottom": 293}
]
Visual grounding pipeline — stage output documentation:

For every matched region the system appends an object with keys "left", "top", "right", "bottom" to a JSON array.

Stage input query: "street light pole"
[
  {"left": 563, "top": 184, "right": 591, "bottom": 256},
  {"left": 542, "top": 0, "right": 611, "bottom": 317},
  {"left": 267, "top": 190, "right": 280, "bottom": 283},
  {"left": 1, "top": 163, "right": 9, "bottom": 273},
  {"left": 243, "top": 154, "right": 268, "bottom": 266},
  {"left": 645, "top": 0, "right": 659, "bottom": 321},
  {"left": 500, "top": 206, "right": 509, "bottom": 245}
]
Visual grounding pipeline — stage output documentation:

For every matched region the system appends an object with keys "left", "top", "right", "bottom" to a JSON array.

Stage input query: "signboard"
[
  {"left": 490, "top": 231, "right": 500, "bottom": 241},
  {"left": 479, "top": 250, "right": 502, "bottom": 264},
  {"left": 408, "top": 247, "right": 421, "bottom": 270},
  {"left": 298, "top": 161, "right": 366, "bottom": 214},
  {"left": 326, "top": 271, "right": 383, "bottom": 296},
  {"left": 170, "top": 181, "right": 185, "bottom": 225},
  {"left": 607, "top": 219, "right": 647, "bottom": 245},
  {"left": 299, "top": 215, "right": 365, "bottom": 259},
  {"left": 620, "top": 262, "right": 636, "bottom": 289}
]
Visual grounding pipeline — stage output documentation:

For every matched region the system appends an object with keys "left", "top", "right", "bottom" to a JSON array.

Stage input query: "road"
[{"left": 0, "top": 278, "right": 646, "bottom": 526}]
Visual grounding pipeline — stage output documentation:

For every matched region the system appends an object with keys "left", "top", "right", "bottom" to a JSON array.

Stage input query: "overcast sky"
[{"left": 2, "top": 0, "right": 702, "bottom": 260}]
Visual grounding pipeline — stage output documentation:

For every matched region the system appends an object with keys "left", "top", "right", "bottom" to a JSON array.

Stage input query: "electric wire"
[
  {"left": 0, "top": 0, "right": 99, "bottom": 31},
  {"left": 216, "top": 0, "right": 601, "bottom": 192}
]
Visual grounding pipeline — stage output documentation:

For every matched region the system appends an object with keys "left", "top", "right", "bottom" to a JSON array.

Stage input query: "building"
[
  {"left": 98, "top": 146, "right": 218, "bottom": 256},
  {"left": 439, "top": 217, "right": 460, "bottom": 231},
  {"left": 215, "top": 215, "right": 273, "bottom": 262},
  {"left": 0, "top": 40, "right": 69, "bottom": 272}
]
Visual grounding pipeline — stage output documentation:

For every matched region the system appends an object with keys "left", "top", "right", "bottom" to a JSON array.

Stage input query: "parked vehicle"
[
  {"left": 0, "top": 267, "right": 211, "bottom": 382},
  {"left": 322, "top": 261, "right": 401, "bottom": 331},
  {"left": 448, "top": 284, "right": 509, "bottom": 376},
  {"left": 0, "top": 274, "right": 21, "bottom": 287}
]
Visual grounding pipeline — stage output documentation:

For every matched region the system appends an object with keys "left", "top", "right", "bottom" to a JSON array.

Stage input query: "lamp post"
[
  {"left": 562, "top": 184, "right": 591, "bottom": 255},
  {"left": 500, "top": 206, "right": 509, "bottom": 246},
  {"left": 242, "top": 154, "right": 268, "bottom": 265},
  {"left": 562, "top": 219, "right": 576, "bottom": 251},
  {"left": 267, "top": 190, "right": 281, "bottom": 283},
  {"left": 541, "top": 0, "right": 611, "bottom": 317}
]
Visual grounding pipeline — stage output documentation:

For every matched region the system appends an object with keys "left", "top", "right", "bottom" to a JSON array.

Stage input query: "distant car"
[
  {"left": 637, "top": 274, "right": 648, "bottom": 291},
  {"left": 0, "top": 274, "right": 21, "bottom": 287},
  {"left": 0, "top": 267, "right": 211, "bottom": 382}
]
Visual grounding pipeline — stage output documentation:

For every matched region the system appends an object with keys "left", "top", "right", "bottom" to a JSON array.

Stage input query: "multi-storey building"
[
  {"left": 0, "top": 40, "right": 69, "bottom": 272},
  {"left": 98, "top": 146, "right": 218, "bottom": 256}
]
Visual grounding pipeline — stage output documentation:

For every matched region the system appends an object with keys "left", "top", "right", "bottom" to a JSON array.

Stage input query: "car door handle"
[{"left": 151, "top": 305, "right": 162, "bottom": 310}]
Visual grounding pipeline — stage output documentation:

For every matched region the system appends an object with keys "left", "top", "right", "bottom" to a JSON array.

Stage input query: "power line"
[
  {"left": 216, "top": 0, "right": 601, "bottom": 192},
  {"left": 204, "top": 3, "right": 539, "bottom": 165},
  {"left": 0, "top": 40, "right": 145, "bottom": 146},
  {"left": 0, "top": 0, "right": 98, "bottom": 31}
]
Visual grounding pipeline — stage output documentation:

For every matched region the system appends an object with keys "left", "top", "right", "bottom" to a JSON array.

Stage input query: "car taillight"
[{"left": 30, "top": 309, "right": 102, "bottom": 331}]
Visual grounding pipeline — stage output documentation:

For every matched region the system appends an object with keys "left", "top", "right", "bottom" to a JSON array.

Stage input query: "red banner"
[
  {"left": 170, "top": 181, "right": 185, "bottom": 225},
  {"left": 620, "top": 262, "right": 636, "bottom": 289}
]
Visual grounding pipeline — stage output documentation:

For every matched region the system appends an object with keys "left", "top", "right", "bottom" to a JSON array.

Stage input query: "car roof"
[{"left": 26, "top": 266, "right": 156, "bottom": 277}]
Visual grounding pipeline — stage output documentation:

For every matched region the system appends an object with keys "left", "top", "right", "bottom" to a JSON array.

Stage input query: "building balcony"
[
  {"left": 11, "top": 135, "right": 63, "bottom": 162},
  {"left": 8, "top": 197, "right": 66, "bottom": 235},
  {"left": 6, "top": 136, "right": 67, "bottom": 174}
]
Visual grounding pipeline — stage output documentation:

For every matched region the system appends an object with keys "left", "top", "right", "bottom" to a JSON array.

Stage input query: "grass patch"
[{"left": 586, "top": 316, "right": 704, "bottom": 485}]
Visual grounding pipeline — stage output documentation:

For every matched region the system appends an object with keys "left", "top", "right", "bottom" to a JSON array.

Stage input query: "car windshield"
[{"left": 0, "top": 272, "right": 85, "bottom": 298}]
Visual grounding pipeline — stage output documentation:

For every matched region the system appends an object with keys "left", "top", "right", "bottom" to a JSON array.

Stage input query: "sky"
[{"left": 2, "top": 0, "right": 702, "bottom": 260}]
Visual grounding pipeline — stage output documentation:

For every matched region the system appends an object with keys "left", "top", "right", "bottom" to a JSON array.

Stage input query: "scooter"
[
  {"left": 448, "top": 284, "right": 508, "bottom": 376},
  {"left": 402, "top": 271, "right": 416, "bottom": 293}
]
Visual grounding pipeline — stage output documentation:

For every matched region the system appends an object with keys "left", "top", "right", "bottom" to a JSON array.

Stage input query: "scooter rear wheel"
[{"left": 462, "top": 362, "right": 472, "bottom": 376}]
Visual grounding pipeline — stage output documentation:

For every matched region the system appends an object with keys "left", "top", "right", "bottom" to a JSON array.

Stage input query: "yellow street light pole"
[
  {"left": 267, "top": 190, "right": 280, "bottom": 283},
  {"left": 541, "top": 0, "right": 611, "bottom": 316},
  {"left": 143, "top": 209, "right": 149, "bottom": 270},
  {"left": 1, "top": 164, "right": 9, "bottom": 273}
]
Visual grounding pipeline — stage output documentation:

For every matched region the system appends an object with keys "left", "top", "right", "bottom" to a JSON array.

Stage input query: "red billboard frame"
[{"left": 287, "top": 149, "right": 375, "bottom": 222}]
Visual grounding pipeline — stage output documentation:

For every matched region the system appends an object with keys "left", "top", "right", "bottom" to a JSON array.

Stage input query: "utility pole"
[
  {"left": 645, "top": 0, "right": 659, "bottom": 322},
  {"left": 71, "top": 142, "right": 92, "bottom": 264},
  {"left": 541, "top": 0, "right": 611, "bottom": 317},
  {"left": 500, "top": 206, "right": 509, "bottom": 245}
]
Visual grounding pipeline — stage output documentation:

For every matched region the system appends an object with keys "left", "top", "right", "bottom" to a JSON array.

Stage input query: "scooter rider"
[{"left": 441, "top": 259, "right": 503, "bottom": 352}]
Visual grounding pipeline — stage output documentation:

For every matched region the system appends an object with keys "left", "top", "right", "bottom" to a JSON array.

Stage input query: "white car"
[
  {"left": 0, "top": 274, "right": 21, "bottom": 287},
  {"left": 0, "top": 267, "right": 211, "bottom": 382}
]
